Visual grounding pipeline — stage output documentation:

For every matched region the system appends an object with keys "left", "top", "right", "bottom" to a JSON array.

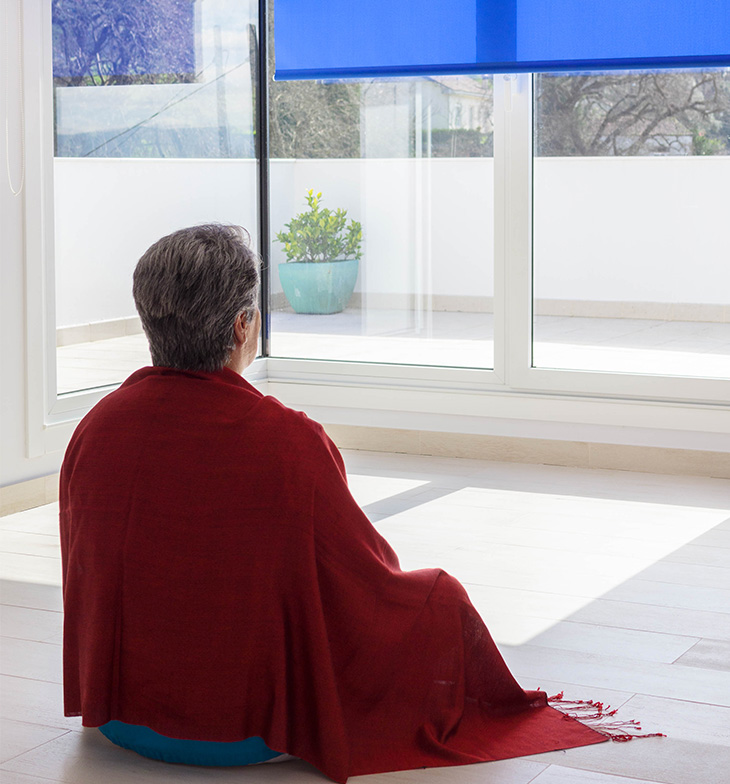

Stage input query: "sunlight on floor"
[{"left": 351, "top": 481, "right": 730, "bottom": 646}]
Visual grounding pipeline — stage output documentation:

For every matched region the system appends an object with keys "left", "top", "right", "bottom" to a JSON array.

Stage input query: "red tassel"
[{"left": 547, "top": 691, "right": 666, "bottom": 742}]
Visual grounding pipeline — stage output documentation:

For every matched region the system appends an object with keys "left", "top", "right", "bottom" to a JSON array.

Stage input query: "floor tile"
[
  {"left": 0, "top": 768, "right": 69, "bottom": 783},
  {"left": 674, "top": 638, "right": 730, "bottom": 672},
  {"left": 526, "top": 622, "right": 698, "bottom": 663},
  {"left": 690, "top": 527, "right": 730, "bottom": 548},
  {"left": 0, "top": 505, "right": 60, "bottom": 535},
  {"left": 0, "top": 554, "right": 62, "bottom": 587},
  {"left": 501, "top": 646, "right": 730, "bottom": 706},
  {"left": 531, "top": 765, "right": 656, "bottom": 784},
  {"left": 345, "top": 475, "right": 430, "bottom": 508},
  {"left": 0, "top": 606, "right": 63, "bottom": 643},
  {"left": 618, "top": 693, "right": 730, "bottom": 746},
  {"left": 353, "top": 758, "right": 549, "bottom": 783},
  {"left": 463, "top": 584, "right": 590, "bottom": 621},
  {"left": 664, "top": 544, "right": 730, "bottom": 568},
  {"left": 569, "top": 599, "right": 730, "bottom": 640},
  {"left": 600, "top": 579, "right": 730, "bottom": 613},
  {"left": 0, "top": 718, "right": 70, "bottom": 765},
  {"left": 0, "top": 675, "right": 80, "bottom": 732},
  {"left": 361, "top": 485, "right": 460, "bottom": 517},
  {"left": 636, "top": 561, "right": 730, "bottom": 589},
  {"left": 0, "top": 637, "right": 63, "bottom": 683},
  {"left": 526, "top": 736, "right": 730, "bottom": 784},
  {"left": 0, "top": 532, "right": 60, "bottom": 560},
  {"left": 2, "top": 729, "right": 322, "bottom": 783},
  {"left": 0, "top": 580, "right": 63, "bottom": 613}
]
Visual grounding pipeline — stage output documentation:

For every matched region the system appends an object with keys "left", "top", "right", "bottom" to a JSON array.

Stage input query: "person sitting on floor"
[{"left": 60, "top": 224, "right": 605, "bottom": 783}]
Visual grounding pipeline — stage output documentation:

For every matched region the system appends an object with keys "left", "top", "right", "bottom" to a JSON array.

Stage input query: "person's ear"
[{"left": 233, "top": 312, "right": 247, "bottom": 346}]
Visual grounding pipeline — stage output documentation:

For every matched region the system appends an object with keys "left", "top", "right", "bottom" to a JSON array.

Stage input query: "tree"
[
  {"left": 535, "top": 71, "right": 730, "bottom": 156},
  {"left": 269, "top": 80, "right": 361, "bottom": 159},
  {"left": 266, "top": 0, "right": 360, "bottom": 160},
  {"left": 52, "top": 0, "right": 195, "bottom": 86}
]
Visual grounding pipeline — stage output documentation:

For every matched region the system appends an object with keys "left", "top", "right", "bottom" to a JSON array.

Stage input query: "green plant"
[
  {"left": 692, "top": 128, "right": 724, "bottom": 155},
  {"left": 275, "top": 189, "right": 362, "bottom": 263}
]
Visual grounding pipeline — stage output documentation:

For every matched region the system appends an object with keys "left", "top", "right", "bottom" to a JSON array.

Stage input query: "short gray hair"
[{"left": 133, "top": 224, "right": 260, "bottom": 372}]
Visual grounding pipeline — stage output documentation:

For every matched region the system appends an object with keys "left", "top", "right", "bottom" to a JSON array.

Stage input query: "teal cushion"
[{"left": 99, "top": 721, "right": 281, "bottom": 766}]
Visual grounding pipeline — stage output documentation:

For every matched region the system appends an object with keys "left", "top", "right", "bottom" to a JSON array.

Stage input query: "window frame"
[{"left": 506, "top": 74, "right": 730, "bottom": 406}]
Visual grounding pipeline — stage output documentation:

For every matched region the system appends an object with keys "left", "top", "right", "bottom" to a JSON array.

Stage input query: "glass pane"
[
  {"left": 533, "top": 70, "right": 730, "bottom": 379},
  {"left": 53, "top": 0, "right": 259, "bottom": 395},
  {"left": 269, "top": 65, "right": 495, "bottom": 368}
]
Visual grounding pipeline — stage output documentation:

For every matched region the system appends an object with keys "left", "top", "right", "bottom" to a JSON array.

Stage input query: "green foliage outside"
[
  {"left": 692, "top": 128, "right": 726, "bottom": 155},
  {"left": 275, "top": 190, "right": 363, "bottom": 263}
]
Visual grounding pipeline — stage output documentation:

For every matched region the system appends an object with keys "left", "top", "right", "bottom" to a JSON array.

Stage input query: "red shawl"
[{"left": 60, "top": 367, "right": 605, "bottom": 782}]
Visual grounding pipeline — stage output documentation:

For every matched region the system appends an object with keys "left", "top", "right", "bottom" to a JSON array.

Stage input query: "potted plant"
[{"left": 275, "top": 189, "right": 362, "bottom": 314}]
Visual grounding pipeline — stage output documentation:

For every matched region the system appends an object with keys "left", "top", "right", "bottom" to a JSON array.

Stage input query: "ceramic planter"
[{"left": 278, "top": 259, "right": 359, "bottom": 314}]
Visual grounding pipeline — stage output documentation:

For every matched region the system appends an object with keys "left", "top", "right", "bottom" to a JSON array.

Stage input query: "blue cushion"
[{"left": 99, "top": 721, "right": 281, "bottom": 766}]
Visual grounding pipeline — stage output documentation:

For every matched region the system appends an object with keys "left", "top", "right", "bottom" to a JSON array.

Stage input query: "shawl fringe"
[{"left": 548, "top": 691, "right": 666, "bottom": 742}]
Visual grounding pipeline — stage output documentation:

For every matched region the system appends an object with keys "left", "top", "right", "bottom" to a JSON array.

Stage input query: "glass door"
[
  {"left": 52, "top": 0, "right": 261, "bottom": 395},
  {"left": 532, "top": 69, "right": 730, "bottom": 382}
]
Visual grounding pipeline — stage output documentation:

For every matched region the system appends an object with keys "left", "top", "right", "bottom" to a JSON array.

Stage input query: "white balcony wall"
[
  {"left": 54, "top": 156, "right": 730, "bottom": 327},
  {"left": 53, "top": 158, "right": 259, "bottom": 326},
  {"left": 533, "top": 156, "right": 730, "bottom": 305}
]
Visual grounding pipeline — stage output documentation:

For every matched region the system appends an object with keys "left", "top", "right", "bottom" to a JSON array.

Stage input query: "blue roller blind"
[{"left": 274, "top": 0, "right": 730, "bottom": 80}]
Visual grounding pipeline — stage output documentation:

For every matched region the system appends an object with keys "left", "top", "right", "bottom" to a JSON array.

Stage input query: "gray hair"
[{"left": 133, "top": 224, "right": 260, "bottom": 372}]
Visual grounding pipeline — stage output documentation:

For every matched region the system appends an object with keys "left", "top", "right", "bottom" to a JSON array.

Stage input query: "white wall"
[
  {"left": 54, "top": 157, "right": 495, "bottom": 325},
  {"left": 54, "top": 159, "right": 258, "bottom": 325},
  {"left": 269, "top": 158, "right": 494, "bottom": 302},
  {"left": 55, "top": 155, "right": 730, "bottom": 326},
  {"left": 534, "top": 156, "right": 730, "bottom": 304},
  {"left": 0, "top": 2, "right": 60, "bottom": 487}
]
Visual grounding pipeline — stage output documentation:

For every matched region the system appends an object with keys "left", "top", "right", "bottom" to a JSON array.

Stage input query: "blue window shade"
[{"left": 274, "top": 0, "right": 730, "bottom": 80}]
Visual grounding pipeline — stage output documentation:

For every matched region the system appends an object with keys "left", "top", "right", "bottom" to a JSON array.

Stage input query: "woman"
[{"left": 60, "top": 224, "right": 606, "bottom": 782}]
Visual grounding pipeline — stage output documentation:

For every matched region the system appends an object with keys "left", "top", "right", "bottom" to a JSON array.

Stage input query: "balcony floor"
[{"left": 55, "top": 312, "right": 730, "bottom": 395}]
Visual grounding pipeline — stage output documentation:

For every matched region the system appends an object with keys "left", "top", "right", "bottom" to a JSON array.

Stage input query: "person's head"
[{"left": 133, "top": 224, "right": 261, "bottom": 373}]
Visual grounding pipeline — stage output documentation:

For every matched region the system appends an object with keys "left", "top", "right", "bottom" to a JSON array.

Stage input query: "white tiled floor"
[
  {"left": 1, "top": 452, "right": 729, "bottom": 783},
  {"left": 55, "top": 311, "right": 730, "bottom": 393}
]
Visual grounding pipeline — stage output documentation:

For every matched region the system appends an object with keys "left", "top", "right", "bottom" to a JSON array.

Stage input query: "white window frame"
[
  {"left": 23, "top": 0, "right": 730, "bottom": 461},
  {"left": 503, "top": 74, "right": 730, "bottom": 406}
]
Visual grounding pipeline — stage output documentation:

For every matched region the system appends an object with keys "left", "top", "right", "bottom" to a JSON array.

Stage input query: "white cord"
[{"left": 4, "top": 0, "right": 26, "bottom": 196}]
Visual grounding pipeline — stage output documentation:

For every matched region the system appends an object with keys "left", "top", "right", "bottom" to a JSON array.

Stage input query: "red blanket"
[{"left": 60, "top": 367, "right": 605, "bottom": 781}]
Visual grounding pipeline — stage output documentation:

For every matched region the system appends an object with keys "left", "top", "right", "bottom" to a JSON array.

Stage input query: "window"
[
  {"left": 25, "top": 1, "right": 729, "bottom": 459},
  {"left": 533, "top": 70, "right": 730, "bottom": 381},
  {"left": 268, "top": 74, "right": 495, "bottom": 369},
  {"left": 52, "top": 0, "right": 260, "bottom": 395}
]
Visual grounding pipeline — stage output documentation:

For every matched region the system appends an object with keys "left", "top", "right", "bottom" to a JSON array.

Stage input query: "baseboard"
[
  {"left": 57, "top": 316, "right": 144, "bottom": 347},
  {"left": 534, "top": 299, "right": 730, "bottom": 323},
  {"left": 322, "top": 424, "right": 730, "bottom": 479},
  {"left": 271, "top": 294, "right": 729, "bottom": 322},
  {"left": 0, "top": 474, "right": 60, "bottom": 516}
]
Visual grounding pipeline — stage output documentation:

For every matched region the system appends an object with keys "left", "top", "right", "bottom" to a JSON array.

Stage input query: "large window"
[
  {"left": 268, "top": 74, "right": 495, "bottom": 369},
  {"left": 533, "top": 70, "right": 730, "bottom": 381},
  {"left": 29, "top": 1, "right": 728, "bottom": 452}
]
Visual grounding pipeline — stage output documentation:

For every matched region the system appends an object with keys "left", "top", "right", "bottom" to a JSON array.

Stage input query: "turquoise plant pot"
[{"left": 278, "top": 259, "right": 359, "bottom": 315}]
